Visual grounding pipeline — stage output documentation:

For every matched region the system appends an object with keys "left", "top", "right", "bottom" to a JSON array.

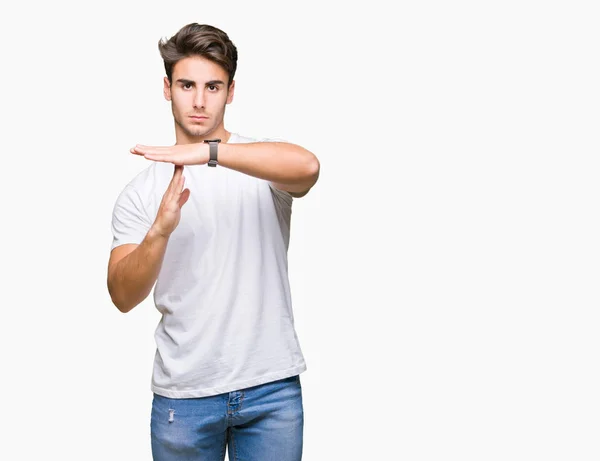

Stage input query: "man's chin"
[
  {"left": 187, "top": 130, "right": 207, "bottom": 137},
  {"left": 175, "top": 118, "right": 213, "bottom": 139},
  {"left": 182, "top": 126, "right": 209, "bottom": 138}
]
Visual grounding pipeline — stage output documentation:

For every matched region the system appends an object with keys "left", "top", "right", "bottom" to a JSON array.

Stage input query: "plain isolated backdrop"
[{"left": 1, "top": 0, "right": 599, "bottom": 460}]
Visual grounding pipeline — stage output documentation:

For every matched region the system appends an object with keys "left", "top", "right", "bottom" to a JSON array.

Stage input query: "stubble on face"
[{"left": 173, "top": 110, "right": 211, "bottom": 138}]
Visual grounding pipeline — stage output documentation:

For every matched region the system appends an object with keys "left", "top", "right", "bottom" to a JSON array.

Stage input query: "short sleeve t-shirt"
[{"left": 110, "top": 133, "right": 306, "bottom": 398}]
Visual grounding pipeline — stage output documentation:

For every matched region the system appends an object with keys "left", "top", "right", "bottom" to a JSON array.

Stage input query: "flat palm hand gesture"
[{"left": 131, "top": 143, "right": 209, "bottom": 166}]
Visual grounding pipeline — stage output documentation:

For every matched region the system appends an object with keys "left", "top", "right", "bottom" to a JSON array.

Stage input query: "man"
[{"left": 107, "top": 23, "right": 319, "bottom": 460}]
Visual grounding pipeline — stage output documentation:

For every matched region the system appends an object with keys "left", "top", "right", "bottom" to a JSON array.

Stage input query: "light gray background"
[{"left": 1, "top": 0, "right": 598, "bottom": 459}]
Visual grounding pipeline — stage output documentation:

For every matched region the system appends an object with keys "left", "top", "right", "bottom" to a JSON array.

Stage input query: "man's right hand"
[{"left": 151, "top": 165, "right": 191, "bottom": 238}]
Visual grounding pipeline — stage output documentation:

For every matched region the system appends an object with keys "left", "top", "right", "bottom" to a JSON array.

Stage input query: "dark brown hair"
[{"left": 158, "top": 23, "right": 238, "bottom": 86}]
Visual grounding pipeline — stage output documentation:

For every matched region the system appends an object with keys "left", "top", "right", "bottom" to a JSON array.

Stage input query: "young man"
[{"left": 107, "top": 23, "right": 319, "bottom": 460}]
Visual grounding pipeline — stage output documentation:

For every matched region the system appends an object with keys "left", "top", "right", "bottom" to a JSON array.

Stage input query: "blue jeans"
[{"left": 151, "top": 375, "right": 304, "bottom": 460}]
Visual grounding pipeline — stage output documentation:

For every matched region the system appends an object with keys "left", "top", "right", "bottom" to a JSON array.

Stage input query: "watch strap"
[{"left": 204, "top": 139, "right": 221, "bottom": 167}]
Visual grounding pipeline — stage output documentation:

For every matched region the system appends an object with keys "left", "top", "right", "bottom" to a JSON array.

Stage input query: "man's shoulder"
[
  {"left": 229, "top": 132, "right": 257, "bottom": 144},
  {"left": 127, "top": 161, "right": 173, "bottom": 188},
  {"left": 116, "top": 162, "right": 169, "bottom": 201},
  {"left": 229, "top": 132, "right": 287, "bottom": 144}
]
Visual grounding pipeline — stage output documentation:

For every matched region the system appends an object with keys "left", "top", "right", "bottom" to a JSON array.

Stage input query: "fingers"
[
  {"left": 163, "top": 165, "right": 184, "bottom": 199},
  {"left": 135, "top": 149, "right": 182, "bottom": 164},
  {"left": 130, "top": 145, "right": 174, "bottom": 163},
  {"left": 145, "top": 153, "right": 173, "bottom": 163},
  {"left": 173, "top": 165, "right": 185, "bottom": 196},
  {"left": 167, "top": 164, "right": 182, "bottom": 187},
  {"left": 136, "top": 145, "right": 173, "bottom": 152},
  {"left": 132, "top": 145, "right": 174, "bottom": 156},
  {"left": 173, "top": 166, "right": 188, "bottom": 208},
  {"left": 130, "top": 143, "right": 203, "bottom": 166},
  {"left": 178, "top": 188, "right": 191, "bottom": 208}
]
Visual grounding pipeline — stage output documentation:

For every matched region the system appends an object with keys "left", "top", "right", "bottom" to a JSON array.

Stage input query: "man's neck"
[{"left": 174, "top": 125, "right": 231, "bottom": 145}]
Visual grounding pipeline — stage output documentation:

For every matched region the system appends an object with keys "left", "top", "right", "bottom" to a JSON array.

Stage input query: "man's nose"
[{"left": 193, "top": 90, "right": 205, "bottom": 108}]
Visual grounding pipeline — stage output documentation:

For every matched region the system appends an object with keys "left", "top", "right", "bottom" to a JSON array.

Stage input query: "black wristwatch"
[{"left": 204, "top": 139, "right": 221, "bottom": 167}]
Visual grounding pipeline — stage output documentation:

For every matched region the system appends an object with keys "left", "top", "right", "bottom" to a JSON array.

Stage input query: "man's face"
[{"left": 164, "top": 55, "right": 235, "bottom": 142}]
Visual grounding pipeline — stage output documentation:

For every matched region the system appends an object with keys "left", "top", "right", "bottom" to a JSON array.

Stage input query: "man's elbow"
[
  {"left": 305, "top": 154, "right": 320, "bottom": 182},
  {"left": 297, "top": 154, "right": 319, "bottom": 190},
  {"left": 108, "top": 280, "right": 138, "bottom": 314},
  {"left": 109, "top": 291, "right": 134, "bottom": 314},
  {"left": 303, "top": 156, "right": 320, "bottom": 192},
  {"left": 112, "top": 298, "right": 136, "bottom": 314}
]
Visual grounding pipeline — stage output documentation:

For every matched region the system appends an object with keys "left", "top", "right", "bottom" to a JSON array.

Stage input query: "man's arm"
[
  {"left": 107, "top": 231, "right": 168, "bottom": 313},
  {"left": 107, "top": 165, "right": 190, "bottom": 313},
  {"left": 217, "top": 142, "right": 320, "bottom": 196},
  {"left": 131, "top": 141, "right": 321, "bottom": 197}
]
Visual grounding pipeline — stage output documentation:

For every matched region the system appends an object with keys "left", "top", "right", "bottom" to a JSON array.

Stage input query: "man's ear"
[
  {"left": 163, "top": 77, "right": 172, "bottom": 101},
  {"left": 226, "top": 80, "right": 235, "bottom": 104}
]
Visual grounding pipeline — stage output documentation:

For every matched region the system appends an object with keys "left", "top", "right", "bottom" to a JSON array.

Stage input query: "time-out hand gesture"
[
  {"left": 152, "top": 165, "right": 190, "bottom": 238},
  {"left": 131, "top": 143, "right": 209, "bottom": 166}
]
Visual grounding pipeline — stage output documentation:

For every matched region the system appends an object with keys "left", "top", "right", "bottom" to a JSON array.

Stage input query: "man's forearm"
[
  {"left": 217, "top": 142, "right": 320, "bottom": 193},
  {"left": 108, "top": 228, "right": 169, "bottom": 313}
]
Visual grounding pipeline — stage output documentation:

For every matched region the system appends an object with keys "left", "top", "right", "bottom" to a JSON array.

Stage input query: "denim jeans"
[{"left": 151, "top": 375, "right": 304, "bottom": 460}]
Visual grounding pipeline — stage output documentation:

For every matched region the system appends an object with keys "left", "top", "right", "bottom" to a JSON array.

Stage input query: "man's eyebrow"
[
  {"left": 174, "top": 79, "right": 226, "bottom": 86},
  {"left": 176, "top": 78, "right": 195, "bottom": 85}
]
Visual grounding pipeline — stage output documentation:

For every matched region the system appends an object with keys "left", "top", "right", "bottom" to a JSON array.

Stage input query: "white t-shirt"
[{"left": 110, "top": 133, "right": 307, "bottom": 398}]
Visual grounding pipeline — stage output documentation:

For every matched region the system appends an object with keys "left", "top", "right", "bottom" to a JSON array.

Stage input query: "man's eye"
[
  {"left": 208, "top": 85, "right": 217, "bottom": 91},
  {"left": 183, "top": 83, "right": 192, "bottom": 89}
]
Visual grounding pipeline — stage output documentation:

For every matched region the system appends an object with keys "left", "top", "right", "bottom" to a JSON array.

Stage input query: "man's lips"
[{"left": 189, "top": 115, "right": 208, "bottom": 120}]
